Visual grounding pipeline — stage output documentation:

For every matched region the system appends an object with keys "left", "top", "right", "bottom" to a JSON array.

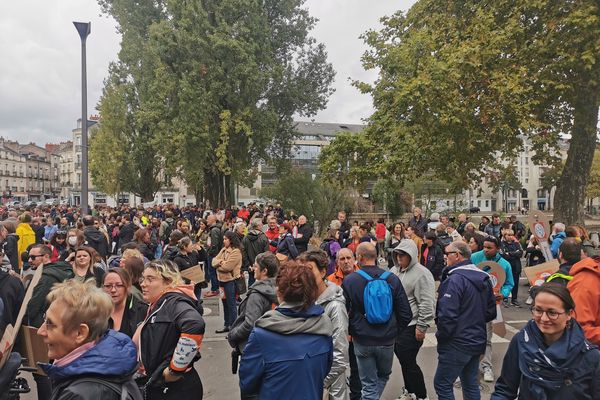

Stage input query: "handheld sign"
[
  {"left": 523, "top": 259, "right": 560, "bottom": 287},
  {"left": 527, "top": 211, "right": 554, "bottom": 261},
  {"left": 477, "top": 261, "right": 507, "bottom": 337},
  {"left": 180, "top": 263, "right": 205, "bottom": 283},
  {"left": 477, "top": 261, "right": 506, "bottom": 298}
]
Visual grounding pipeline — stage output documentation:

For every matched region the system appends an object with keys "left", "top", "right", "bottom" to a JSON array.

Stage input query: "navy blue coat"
[
  {"left": 492, "top": 320, "right": 600, "bottom": 400},
  {"left": 342, "top": 265, "right": 412, "bottom": 346},
  {"left": 436, "top": 261, "right": 497, "bottom": 355},
  {"left": 239, "top": 306, "right": 333, "bottom": 400}
]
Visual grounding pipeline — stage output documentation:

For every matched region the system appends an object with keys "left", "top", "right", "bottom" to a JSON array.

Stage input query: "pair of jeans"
[
  {"left": 480, "top": 321, "right": 493, "bottom": 371},
  {"left": 221, "top": 280, "right": 238, "bottom": 328},
  {"left": 348, "top": 341, "right": 362, "bottom": 400},
  {"left": 434, "top": 344, "right": 481, "bottom": 400},
  {"left": 353, "top": 342, "right": 394, "bottom": 400},
  {"left": 394, "top": 325, "right": 427, "bottom": 399},
  {"left": 207, "top": 256, "right": 219, "bottom": 292}
]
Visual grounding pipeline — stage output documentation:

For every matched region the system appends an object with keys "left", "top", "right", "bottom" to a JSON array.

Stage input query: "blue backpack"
[{"left": 356, "top": 269, "right": 393, "bottom": 324}]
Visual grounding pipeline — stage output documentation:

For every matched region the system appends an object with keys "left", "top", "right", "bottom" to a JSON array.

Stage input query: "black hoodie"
[
  {"left": 0, "top": 270, "right": 24, "bottom": 335},
  {"left": 84, "top": 226, "right": 109, "bottom": 258},
  {"left": 241, "top": 230, "right": 269, "bottom": 269}
]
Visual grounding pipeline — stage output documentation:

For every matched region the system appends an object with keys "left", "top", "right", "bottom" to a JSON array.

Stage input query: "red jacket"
[
  {"left": 265, "top": 227, "right": 280, "bottom": 253},
  {"left": 375, "top": 223, "right": 387, "bottom": 240},
  {"left": 568, "top": 257, "right": 600, "bottom": 345}
]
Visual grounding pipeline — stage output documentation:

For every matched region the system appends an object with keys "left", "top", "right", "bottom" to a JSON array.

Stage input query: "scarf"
[{"left": 517, "top": 320, "right": 591, "bottom": 399}]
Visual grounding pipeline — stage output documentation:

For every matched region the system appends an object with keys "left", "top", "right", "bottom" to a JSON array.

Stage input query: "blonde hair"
[
  {"left": 47, "top": 280, "right": 113, "bottom": 341},
  {"left": 145, "top": 260, "right": 183, "bottom": 287},
  {"left": 122, "top": 248, "right": 143, "bottom": 260}
]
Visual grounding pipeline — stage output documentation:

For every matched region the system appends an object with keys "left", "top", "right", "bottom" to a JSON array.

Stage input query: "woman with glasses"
[
  {"left": 137, "top": 260, "right": 205, "bottom": 399},
  {"left": 491, "top": 283, "right": 600, "bottom": 399},
  {"left": 103, "top": 267, "right": 148, "bottom": 338}
]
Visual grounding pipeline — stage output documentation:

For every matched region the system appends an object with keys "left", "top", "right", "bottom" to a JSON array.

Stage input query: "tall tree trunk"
[
  {"left": 204, "top": 169, "right": 234, "bottom": 208},
  {"left": 553, "top": 86, "right": 599, "bottom": 225}
]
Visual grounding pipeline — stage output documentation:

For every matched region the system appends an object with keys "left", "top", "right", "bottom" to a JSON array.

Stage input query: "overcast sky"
[{"left": 0, "top": 0, "right": 415, "bottom": 145}]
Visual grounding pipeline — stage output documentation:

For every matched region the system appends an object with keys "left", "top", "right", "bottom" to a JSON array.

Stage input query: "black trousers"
[
  {"left": 348, "top": 341, "right": 362, "bottom": 400},
  {"left": 393, "top": 325, "right": 427, "bottom": 399}
]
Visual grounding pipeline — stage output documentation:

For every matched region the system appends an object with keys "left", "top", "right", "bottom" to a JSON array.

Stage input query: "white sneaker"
[
  {"left": 483, "top": 368, "right": 494, "bottom": 382},
  {"left": 396, "top": 389, "right": 416, "bottom": 400},
  {"left": 525, "top": 295, "right": 533, "bottom": 305}
]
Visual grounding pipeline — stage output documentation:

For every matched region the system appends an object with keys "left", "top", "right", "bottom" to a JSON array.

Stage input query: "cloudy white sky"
[{"left": 0, "top": 0, "right": 415, "bottom": 145}]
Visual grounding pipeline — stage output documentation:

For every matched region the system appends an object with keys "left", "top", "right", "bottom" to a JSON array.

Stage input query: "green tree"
[
  {"left": 371, "top": 177, "right": 412, "bottom": 216},
  {"left": 98, "top": 0, "right": 335, "bottom": 207},
  {"left": 343, "top": 0, "right": 599, "bottom": 224},
  {"left": 260, "top": 169, "right": 352, "bottom": 234},
  {"left": 586, "top": 149, "right": 600, "bottom": 211}
]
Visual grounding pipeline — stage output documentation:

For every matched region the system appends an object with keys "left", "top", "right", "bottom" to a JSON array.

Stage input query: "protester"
[
  {"left": 545, "top": 238, "right": 581, "bottom": 286},
  {"left": 103, "top": 268, "right": 148, "bottom": 338},
  {"left": 500, "top": 229, "right": 523, "bottom": 307},
  {"left": 133, "top": 228, "right": 155, "bottom": 261},
  {"left": 138, "top": 260, "right": 205, "bottom": 399},
  {"left": 342, "top": 243, "right": 412, "bottom": 400},
  {"left": 390, "top": 239, "right": 435, "bottom": 400},
  {"left": 264, "top": 216, "right": 280, "bottom": 253},
  {"left": 0, "top": 221, "right": 19, "bottom": 270},
  {"left": 550, "top": 222, "right": 566, "bottom": 258},
  {"left": 37, "top": 280, "right": 141, "bottom": 400},
  {"left": 239, "top": 261, "right": 334, "bottom": 400},
  {"left": 471, "top": 236, "right": 514, "bottom": 382},
  {"left": 83, "top": 215, "right": 110, "bottom": 259},
  {"left": 205, "top": 214, "right": 224, "bottom": 298},
  {"left": 212, "top": 230, "right": 243, "bottom": 333},
  {"left": 484, "top": 214, "right": 502, "bottom": 239},
  {"left": 492, "top": 283, "right": 600, "bottom": 399},
  {"left": 273, "top": 222, "right": 298, "bottom": 260},
  {"left": 568, "top": 256, "right": 600, "bottom": 345},
  {"left": 294, "top": 215, "right": 313, "bottom": 254},
  {"left": 241, "top": 218, "right": 270, "bottom": 287},
  {"left": 228, "top": 252, "right": 279, "bottom": 355},
  {"left": 421, "top": 231, "right": 445, "bottom": 281},
  {"left": 71, "top": 246, "right": 105, "bottom": 287},
  {"left": 62, "top": 228, "right": 84, "bottom": 262},
  {"left": 0, "top": 261, "right": 24, "bottom": 337},
  {"left": 385, "top": 222, "right": 405, "bottom": 266},
  {"left": 408, "top": 208, "right": 428, "bottom": 237},
  {"left": 343, "top": 226, "right": 361, "bottom": 255},
  {"left": 434, "top": 241, "right": 496, "bottom": 400},
  {"left": 299, "top": 250, "right": 349, "bottom": 400},
  {"left": 48, "top": 230, "right": 68, "bottom": 263},
  {"left": 16, "top": 212, "right": 36, "bottom": 269}
]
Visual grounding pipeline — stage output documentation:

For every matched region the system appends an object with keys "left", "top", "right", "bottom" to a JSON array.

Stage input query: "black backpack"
[
  {"left": 161, "top": 220, "right": 173, "bottom": 243},
  {"left": 73, "top": 377, "right": 142, "bottom": 400}
]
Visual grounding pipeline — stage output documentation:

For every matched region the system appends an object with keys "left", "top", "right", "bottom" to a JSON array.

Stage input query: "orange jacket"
[
  {"left": 568, "top": 257, "right": 600, "bottom": 346},
  {"left": 327, "top": 264, "right": 359, "bottom": 286}
]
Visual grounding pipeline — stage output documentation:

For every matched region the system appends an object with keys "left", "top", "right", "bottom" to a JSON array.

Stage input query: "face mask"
[{"left": 68, "top": 237, "right": 78, "bottom": 246}]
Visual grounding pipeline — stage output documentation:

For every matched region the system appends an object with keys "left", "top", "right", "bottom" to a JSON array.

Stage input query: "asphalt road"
[{"left": 20, "top": 277, "right": 533, "bottom": 400}]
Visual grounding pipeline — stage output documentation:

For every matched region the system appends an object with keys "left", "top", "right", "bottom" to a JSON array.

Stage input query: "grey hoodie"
[
  {"left": 316, "top": 282, "right": 349, "bottom": 400},
  {"left": 390, "top": 239, "right": 436, "bottom": 332},
  {"left": 256, "top": 302, "right": 333, "bottom": 336}
]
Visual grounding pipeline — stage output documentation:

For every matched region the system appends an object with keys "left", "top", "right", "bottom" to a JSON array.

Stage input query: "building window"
[{"left": 485, "top": 200, "right": 489, "bottom": 207}]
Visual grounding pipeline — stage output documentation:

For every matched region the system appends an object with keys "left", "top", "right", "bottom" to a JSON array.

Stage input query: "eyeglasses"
[
  {"left": 29, "top": 254, "right": 43, "bottom": 259},
  {"left": 41, "top": 313, "right": 58, "bottom": 329},
  {"left": 139, "top": 275, "right": 159, "bottom": 284},
  {"left": 103, "top": 283, "right": 126, "bottom": 290},
  {"left": 530, "top": 306, "right": 566, "bottom": 320}
]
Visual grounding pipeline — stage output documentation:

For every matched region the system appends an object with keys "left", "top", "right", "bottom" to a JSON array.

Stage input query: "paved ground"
[{"left": 21, "top": 277, "right": 533, "bottom": 400}]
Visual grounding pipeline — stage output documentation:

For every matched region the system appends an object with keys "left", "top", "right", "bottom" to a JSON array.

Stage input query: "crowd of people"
[{"left": 0, "top": 202, "right": 598, "bottom": 400}]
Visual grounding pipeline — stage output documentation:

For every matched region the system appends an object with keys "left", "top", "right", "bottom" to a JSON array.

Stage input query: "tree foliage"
[
  {"left": 260, "top": 168, "right": 352, "bottom": 233},
  {"left": 321, "top": 0, "right": 600, "bottom": 224},
  {"left": 96, "top": 0, "right": 335, "bottom": 207},
  {"left": 371, "top": 177, "right": 412, "bottom": 216}
]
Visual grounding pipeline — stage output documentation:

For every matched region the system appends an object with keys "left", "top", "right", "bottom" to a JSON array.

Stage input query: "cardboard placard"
[
  {"left": 0, "top": 265, "right": 44, "bottom": 369},
  {"left": 527, "top": 211, "right": 551, "bottom": 240},
  {"left": 477, "top": 261, "right": 506, "bottom": 297},
  {"left": 18, "top": 325, "right": 49, "bottom": 375},
  {"left": 523, "top": 260, "right": 560, "bottom": 286},
  {"left": 180, "top": 263, "right": 205, "bottom": 283}
]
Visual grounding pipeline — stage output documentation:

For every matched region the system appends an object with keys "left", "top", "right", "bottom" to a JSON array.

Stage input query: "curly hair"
[{"left": 276, "top": 260, "right": 318, "bottom": 309}]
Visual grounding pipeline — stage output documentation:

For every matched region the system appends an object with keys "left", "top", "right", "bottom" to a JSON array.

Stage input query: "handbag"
[
  {"left": 235, "top": 275, "right": 247, "bottom": 295},
  {"left": 275, "top": 253, "right": 289, "bottom": 262}
]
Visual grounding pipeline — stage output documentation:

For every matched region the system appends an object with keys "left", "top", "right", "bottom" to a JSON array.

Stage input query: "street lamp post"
[{"left": 73, "top": 21, "right": 91, "bottom": 216}]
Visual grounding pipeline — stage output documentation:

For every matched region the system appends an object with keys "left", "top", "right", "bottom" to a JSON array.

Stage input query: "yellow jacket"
[{"left": 16, "top": 223, "right": 36, "bottom": 268}]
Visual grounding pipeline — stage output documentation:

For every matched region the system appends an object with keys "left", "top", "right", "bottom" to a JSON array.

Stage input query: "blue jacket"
[
  {"left": 239, "top": 304, "right": 333, "bottom": 400},
  {"left": 40, "top": 330, "right": 139, "bottom": 399},
  {"left": 492, "top": 320, "right": 600, "bottom": 400},
  {"left": 342, "top": 265, "right": 412, "bottom": 346},
  {"left": 471, "top": 250, "right": 514, "bottom": 299},
  {"left": 436, "top": 260, "right": 497, "bottom": 355},
  {"left": 551, "top": 231, "right": 566, "bottom": 258}
]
